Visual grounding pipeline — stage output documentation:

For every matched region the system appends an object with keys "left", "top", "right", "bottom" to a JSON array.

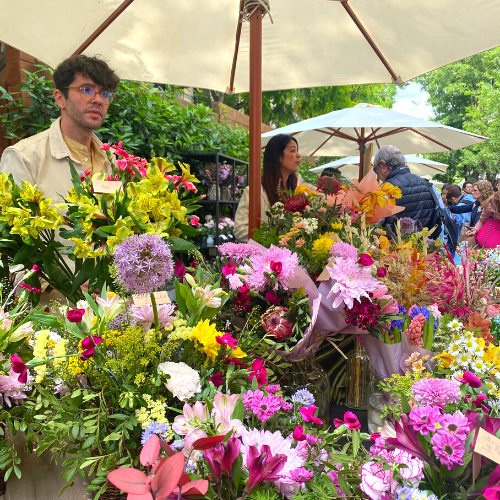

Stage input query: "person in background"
[
  {"left": 449, "top": 180, "right": 492, "bottom": 229},
  {"left": 321, "top": 167, "right": 341, "bottom": 177},
  {"left": 462, "top": 181, "right": 475, "bottom": 202},
  {"left": 446, "top": 187, "right": 469, "bottom": 237},
  {"left": 441, "top": 183, "right": 453, "bottom": 206},
  {"left": 234, "top": 134, "right": 304, "bottom": 243},
  {"left": 373, "top": 145, "right": 437, "bottom": 231},
  {"left": 466, "top": 182, "right": 500, "bottom": 238}
]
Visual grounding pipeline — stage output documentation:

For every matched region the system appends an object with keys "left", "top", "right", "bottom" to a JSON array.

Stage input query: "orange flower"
[{"left": 468, "top": 312, "right": 494, "bottom": 344}]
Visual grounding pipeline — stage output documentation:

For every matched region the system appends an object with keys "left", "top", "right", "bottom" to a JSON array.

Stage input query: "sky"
[{"left": 392, "top": 81, "right": 434, "bottom": 120}]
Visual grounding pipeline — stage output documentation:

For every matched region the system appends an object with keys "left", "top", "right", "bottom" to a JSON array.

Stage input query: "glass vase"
[{"left": 345, "top": 340, "right": 370, "bottom": 410}]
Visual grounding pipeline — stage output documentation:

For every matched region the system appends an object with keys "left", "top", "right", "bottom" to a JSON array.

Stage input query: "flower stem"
[{"left": 150, "top": 293, "right": 159, "bottom": 329}]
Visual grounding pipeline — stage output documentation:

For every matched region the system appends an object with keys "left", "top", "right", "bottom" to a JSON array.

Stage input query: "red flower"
[
  {"left": 269, "top": 261, "right": 282, "bottom": 274},
  {"left": 80, "top": 336, "right": 103, "bottom": 360},
  {"left": 316, "top": 175, "right": 342, "bottom": 195},
  {"left": 299, "top": 405, "right": 323, "bottom": 426},
  {"left": 357, "top": 253, "right": 374, "bottom": 267},
  {"left": 265, "top": 290, "right": 281, "bottom": 304},
  {"left": 66, "top": 308, "right": 85, "bottom": 323},
  {"left": 248, "top": 359, "right": 267, "bottom": 387},
  {"left": 283, "top": 194, "right": 309, "bottom": 214},
  {"left": 83, "top": 169, "right": 91, "bottom": 177},
  {"left": 18, "top": 282, "right": 41, "bottom": 293},
  {"left": 209, "top": 372, "right": 223, "bottom": 387},
  {"left": 174, "top": 260, "right": 187, "bottom": 280},
  {"left": 190, "top": 215, "right": 200, "bottom": 227},
  {"left": 222, "top": 261, "right": 237, "bottom": 276},
  {"left": 261, "top": 306, "right": 294, "bottom": 340},
  {"left": 10, "top": 354, "right": 28, "bottom": 384},
  {"left": 376, "top": 267, "right": 387, "bottom": 278}
]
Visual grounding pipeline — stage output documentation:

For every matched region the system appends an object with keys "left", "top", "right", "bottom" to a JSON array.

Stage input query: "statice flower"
[
  {"left": 412, "top": 378, "right": 461, "bottom": 406},
  {"left": 141, "top": 421, "right": 172, "bottom": 445},
  {"left": 399, "top": 217, "right": 415, "bottom": 235},
  {"left": 113, "top": 234, "right": 174, "bottom": 294},
  {"left": 291, "top": 389, "right": 315, "bottom": 407},
  {"left": 431, "top": 432, "right": 465, "bottom": 469},
  {"left": 246, "top": 245, "right": 299, "bottom": 292},
  {"left": 330, "top": 242, "right": 358, "bottom": 260},
  {"left": 327, "top": 257, "right": 380, "bottom": 309},
  {"left": 218, "top": 242, "right": 261, "bottom": 263}
]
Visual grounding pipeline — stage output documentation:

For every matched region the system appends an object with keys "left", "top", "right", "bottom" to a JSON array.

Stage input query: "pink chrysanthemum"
[
  {"left": 327, "top": 257, "right": 379, "bottom": 309},
  {"left": 431, "top": 432, "right": 465, "bottom": 470},
  {"left": 218, "top": 242, "right": 261, "bottom": 263},
  {"left": 408, "top": 406, "right": 441, "bottom": 435},
  {"left": 289, "top": 467, "right": 314, "bottom": 485},
  {"left": 330, "top": 242, "right": 358, "bottom": 260},
  {"left": 250, "top": 395, "right": 282, "bottom": 422},
  {"left": 412, "top": 378, "right": 461, "bottom": 406},
  {"left": 437, "top": 411, "right": 471, "bottom": 439},
  {"left": 0, "top": 374, "right": 27, "bottom": 407},
  {"left": 246, "top": 246, "right": 299, "bottom": 292}
]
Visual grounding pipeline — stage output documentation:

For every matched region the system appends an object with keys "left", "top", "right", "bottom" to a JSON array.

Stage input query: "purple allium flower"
[
  {"left": 246, "top": 245, "right": 299, "bottom": 292},
  {"left": 399, "top": 217, "right": 415, "bottom": 235},
  {"left": 140, "top": 421, "right": 171, "bottom": 446},
  {"left": 431, "top": 432, "right": 465, "bottom": 469},
  {"left": 113, "top": 234, "right": 173, "bottom": 294},
  {"left": 437, "top": 412, "right": 471, "bottom": 439},
  {"left": 408, "top": 406, "right": 441, "bottom": 435},
  {"left": 291, "top": 389, "right": 315, "bottom": 407},
  {"left": 289, "top": 467, "right": 314, "bottom": 485},
  {"left": 251, "top": 395, "right": 282, "bottom": 422},
  {"left": 218, "top": 242, "right": 261, "bottom": 263},
  {"left": 330, "top": 242, "right": 358, "bottom": 260},
  {"left": 412, "top": 378, "right": 461, "bottom": 406}
]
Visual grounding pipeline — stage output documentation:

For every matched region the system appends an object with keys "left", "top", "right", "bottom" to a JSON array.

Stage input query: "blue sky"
[{"left": 392, "top": 81, "right": 434, "bottom": 119}]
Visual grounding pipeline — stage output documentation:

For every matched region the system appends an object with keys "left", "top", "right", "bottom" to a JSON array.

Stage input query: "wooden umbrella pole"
[
  {"left": 248, "top": 6, "right": 264, "bottom": 239},
  {"left": 358, "top": 128, "right": 365, "bottom": 181}
]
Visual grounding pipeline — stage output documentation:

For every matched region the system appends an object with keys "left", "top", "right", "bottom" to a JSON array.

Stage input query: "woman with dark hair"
[{"left": 234, "top": 134, "right": 303, "bottom": 242}]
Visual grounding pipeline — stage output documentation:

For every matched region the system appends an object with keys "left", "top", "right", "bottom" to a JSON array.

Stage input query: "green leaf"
[
  {"left": 13, "top": 244, "right": 37, "bottom": 265},
  {"left": 168, "top": 237, "right": 196, "bottom": 252},
  {"left": 71, "top": 258, "right": 95, "bottom": 295},
  {"left": 28, "top": 312, "right": 64, "bottom": 330},
  {"left": 103, "top": 432, "right": 121, "bottom": 442}
]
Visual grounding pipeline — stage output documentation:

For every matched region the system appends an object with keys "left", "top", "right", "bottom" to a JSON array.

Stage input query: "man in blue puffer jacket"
[{"left": 373, "top": 145, "right": 438, "bottom": 231}]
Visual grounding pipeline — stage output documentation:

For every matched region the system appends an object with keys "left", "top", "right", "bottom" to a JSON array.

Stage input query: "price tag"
[
  {"left": 93, "top": 180, "right": 122, "bottom": 194},
  {"left": 132, "top": 291, "right": 171, "bottom": 307},
  {"left": 474, "top": 427, "right": 500, "bottom": 465}
]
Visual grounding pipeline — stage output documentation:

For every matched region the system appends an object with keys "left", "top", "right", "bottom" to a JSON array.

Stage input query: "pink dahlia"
[
  {"left": 261, "top": 306, "right": 294, "bottom": 339},
  {"left": 437, "top": 411, "right": 470, "bottom": 439},
  {"left": 431, "top": 432, "right": 465, "bottom": 470},
  {"left": 408, "top": 406, "right": 441, "bottom": 435},
  {"left": 412, "top": 378, "right": 461, "bottom": 406},
  {"left": 327, "top": 257, "right": 379, "bottom": 309},
  {"left": 218, "top": 242, "right": 261, "bottom": 263},
  {"left": 330, "top": 242, "right": 358, "bottom": 260},
  {"left": 247, "top": 246, "right": 299, "bottom": 292}
]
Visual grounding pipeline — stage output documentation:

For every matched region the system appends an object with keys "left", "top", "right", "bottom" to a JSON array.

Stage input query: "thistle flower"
[
  {"left": 113, "top": 234, "right": 173, "bottom": 294},
  {"left": 399, "top": 217, "right": 416, "bottom": 235}
]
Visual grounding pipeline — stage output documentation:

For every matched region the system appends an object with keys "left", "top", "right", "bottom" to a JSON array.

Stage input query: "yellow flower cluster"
[
  {"left": 166, "top": 318, "right": 193, "bottom": 341},
  {"left": 135, "top": 394, "right": 172, "bottom": 433},
  {"left": 358, "top": 183, "right": 402, "bottom": 218},
  {"left": 67, "top": 355, "right": 87, "bottom": 376},
  {"left": 52, "top": 339, "right": 68, "bottom": 370},
  {"left": 312, "top": 235, "right": 334, "bottom": 263},
  {"left": 33, "top": 330, "right": 50, "bottom": 383},
  {"left": 330, "top": 222, "right": 343, "bottom": 231}
]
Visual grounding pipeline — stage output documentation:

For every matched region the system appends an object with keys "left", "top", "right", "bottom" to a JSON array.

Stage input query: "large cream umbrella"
[{"left": 1, "top": 0, "right": 500, "bottom": 234}]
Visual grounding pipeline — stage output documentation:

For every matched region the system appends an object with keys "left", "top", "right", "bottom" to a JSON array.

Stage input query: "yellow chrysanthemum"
[{"left": 312, "top": 236, "right": 334, "bottom": 263}]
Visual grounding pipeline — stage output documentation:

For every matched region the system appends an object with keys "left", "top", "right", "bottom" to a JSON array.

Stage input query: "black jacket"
[
  {"left": 383, "top": 165, "right": 437, "bottom": 230},
  {"left": 449, "top": 200, "right": 482, "bottom": 227}
]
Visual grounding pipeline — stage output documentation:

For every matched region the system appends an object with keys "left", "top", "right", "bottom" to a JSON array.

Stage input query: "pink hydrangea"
[
  {"left": 412, "top": 378, "right": 461, "bottom": 406},
  {"left": 327, "top": 257, "right": 380, "bottom": 309},
  {"left": 330, "top": 242, "right": 358, "bottom": 260}
]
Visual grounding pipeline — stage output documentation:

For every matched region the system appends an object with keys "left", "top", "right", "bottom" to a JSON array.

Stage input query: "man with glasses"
[{"left": 0, "top": 55, "right": 119, "bottom": 204}]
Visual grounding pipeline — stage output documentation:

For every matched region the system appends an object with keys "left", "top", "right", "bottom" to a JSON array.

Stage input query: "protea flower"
[
  {"left": 317, "top": 175, "right": 342, "bottom": 195},
  {"left": 261, "top": 306, "right": 294, "bottom": 339},
  {"left": 283, "top": 194, "right": 309, "bottom": 214}
]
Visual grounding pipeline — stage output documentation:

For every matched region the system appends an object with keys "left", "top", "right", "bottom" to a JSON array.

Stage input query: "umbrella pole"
[
  {"left": 358, "top": 130, "right": 365, "bottom": 181},
  {"left": 248, "top": 6, "right": 263, "bottom": 240}
]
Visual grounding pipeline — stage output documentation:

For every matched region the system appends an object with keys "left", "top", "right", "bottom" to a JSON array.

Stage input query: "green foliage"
[{"left": 0, "top": 65, "right": 249, "bottom": 163}]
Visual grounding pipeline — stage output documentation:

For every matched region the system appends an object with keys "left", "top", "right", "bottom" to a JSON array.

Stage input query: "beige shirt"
[
  {"left": 62, "top": 134, "right": 108, "bottom": 176},
  {"left": 0, "top": 117, "right": 111, "bottom": 205}
]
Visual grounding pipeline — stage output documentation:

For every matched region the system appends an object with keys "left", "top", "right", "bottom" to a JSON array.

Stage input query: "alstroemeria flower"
[
  {"left": 213, "top": 391, "right": 240, "bottom": 417},
  {"left": 76, "top": 300, "right": 96, "bottom": 330},
  {"left": 172, "top": 401, "right": 210, "bottom": 436},
  {"left": 80, "top": 336, "right": 103, "bottom": 360},
  {"left": 300, "top": 405, "right": 323, "bottom": 426},
  {"left": 9, "top": 321, "right": 33, "bottom": 342},
  {"left": 244, "top": 444, "right": 287, "bottom": 495},
  {"left": 192, "top": 284, "right": 226, "bottom": 308},
  {"left": 10, "top": 354, "right": 28, "bottom": 384},
  {"left": 248, "top": 359, "right": 267, "bottom": 387},
  {"left": 183, "top": 181, "right": 198, "bottom": 193},
  {"left": 96, "top": 293, "right": 124, "bottom": 321},
  {"left": 130, "top": 303, "right": 176, "bottom": 331},
  {"left": 0, "top": 308, "right": 13, "bottom": 333}
]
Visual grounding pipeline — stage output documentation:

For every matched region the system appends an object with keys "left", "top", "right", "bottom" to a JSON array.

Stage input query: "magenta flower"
[
  {"left": 455, "top": 370, "right": 482, "bottom": 388},
  {"left": 80, "top": 336, "right": 103, "bottom": 360},
  {"left": 222, "top": 261, "right": 237, "bottom": 276},
  {"left": 216, "top": 333, "right": 238, "bottom": 349},
  {"left": 376, "top": 267, "right": 387, "bottom": 278},
  {"left": 357, "top": 253, "right": 374, "bottom": 267},
  {"left": 10, "top": 354, "right": 28, "bottom": 384},
  {"left": 218, "top": 242, "right": 261, "bottom": 263},
  {"left": 265, "top": 290, "right": 282, "bottom": 304},
  {"left": 466, "top": 410, "right": 500, "bottom": 449},
  {"left": 270, "top": 261, "right": 282, "bottom": 274},
  {"left": 261, "top": 306, "right": 294, "bottom": 339},
  {"left": 242, "top": 389, "right": 264, "bottom": 412},
  {"left": 31, "top": 264, "right": 41, "bottom": 275},
  {"left": 408, "top": 406, "right": 441, "bottom": 435},
  {"left": 412, "top": 378, "right": 461, "bottom": 406},
  {"left": 465, "top": 393, "right": 490, "bottom": 413},
  {"left": 174, "top": 260, "right": 187, "bottom": 280},
  {"left": 209, "top": 372, "right": 223, "bottom": 387},
  {"left": 292, "top": 426, "right": 307, "bottom": 441},
  {"left": 0, "top": 374, "right": 27, "bottom": 407},
  {"left": 334, "top": 411, "right": 361, "bottom": 431},
  {"left": 485, "top": 488, "right": 500, "bottom": 500},
  {"left": 204, "top": 437, "right": 241, "bottom": 480},
  {"left": 204, "top": 447, "right": 223, "bottom": 482},
  {"left": 431, "top": 432, "right": 465, "bottom": 470},
  {"left": 18, "top": 282, "right": 41, "bottom": 293},
  {"left": 437, "top": 411, "right": 470, "bottom": 439},
  {"left": 289, "top": 467, "right": 313, "bottom": 485},
  {"left": 251, "top": 395, "right": 281, "bottom": 422},
  {"left": 66, "top": 308, "right": 85, "bottom": 323},
  {"left": 248, "top": 360, "right": 267, "bottom": 387},
  {"left": 244, "top": 444, "right": 287, "bottom": 495},
  {"left": 300, "top": 405, "right": 323, "bottom": 426},
  {"left": 265, "top": 385, "right": 281, "bottom": 394}
]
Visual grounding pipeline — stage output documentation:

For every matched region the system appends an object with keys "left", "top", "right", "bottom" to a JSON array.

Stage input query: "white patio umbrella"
[
  {"left": 312, "top": 154, "right": 448, "bottom": 179},
  {"left": 1, "top": 0, "right": 498, "bottom": 233},
  {"left": 262, "top": 103, "right": 486, "bottom": 180}
]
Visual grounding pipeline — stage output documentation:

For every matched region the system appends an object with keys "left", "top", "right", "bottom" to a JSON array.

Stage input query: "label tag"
[
  {"left": 474, "top": 427, "right": 500, "bottom": 465},
  {"left": 132, "top": 291, "right": 171, "bottom": 307},
  {"left": 93, "top": 180, "right": 122, "bottom": 194}
]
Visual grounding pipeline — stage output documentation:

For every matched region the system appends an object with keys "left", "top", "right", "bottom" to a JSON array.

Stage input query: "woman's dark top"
[{"left": 449, "top": 200, "right": 482, "bottom": 227}]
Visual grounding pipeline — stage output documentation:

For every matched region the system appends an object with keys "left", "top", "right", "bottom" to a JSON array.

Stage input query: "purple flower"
[
  {"left": 411, "top": 378, "right": 461, "bottom": 406},
  {"left": 242, "top": 389, "right": 264, "bottom": 412},
  {"left": 437, "top": 411, "right": 471, "bottom": 439},
  {"left": 408, "top": 305, "right": 437, "bottom": 332},
  {"left": 289, "top": 467, "right": 313, "bottom": 485},
  {"left": 328, "top": 471, "right": 347, "bottom": 498},
  {"left": 218, "top": 242, "right": 261, "bottom": 263},
  {"left": 431, "top": 432, "right": 465, "bottom": 470},
  {"left": 113, "top": 234, "right": 173, "bottom": 294},
  {"left": 291, "top": 389, "right": 315, "bottom": 407},
  {"left": 408, "top": 406, "right": 441, "bottom": 435},
  {"left": 140, "top": 421, "right": 171, "bottom": 445},
  {"left": 170, "top": 438, "right": 185, "bottom": 451},
  {"left": 399, "top": 217, "right": 415, "bottom": 235},
  {"left": 455, "top": 370, "right": 482, "bottom": 388}
]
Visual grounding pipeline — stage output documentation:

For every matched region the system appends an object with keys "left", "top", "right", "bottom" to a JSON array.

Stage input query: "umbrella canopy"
[
  {"left": 2, "top": 0, "right": 500, "bottom": 92},
  {"left": 312, "top": 154, "right": 448, "bottom": 179}
]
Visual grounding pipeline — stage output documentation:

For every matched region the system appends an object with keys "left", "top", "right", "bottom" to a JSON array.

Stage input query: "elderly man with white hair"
[{"left": 373, "top": 145, "right": 439, "bottom": 231}]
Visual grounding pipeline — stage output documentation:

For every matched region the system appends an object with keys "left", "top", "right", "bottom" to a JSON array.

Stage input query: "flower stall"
[{"left": 1, "top": 146, "right": 500, "bottom": 500}]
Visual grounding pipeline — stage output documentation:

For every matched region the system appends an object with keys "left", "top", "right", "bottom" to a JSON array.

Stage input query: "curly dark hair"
[{"left": 54, "top": 55, "right": 120, "bottom": 98}]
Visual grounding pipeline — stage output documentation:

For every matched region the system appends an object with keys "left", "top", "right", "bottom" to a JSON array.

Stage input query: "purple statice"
[
  {"left": 408, "top": 305, "right": 437, "bottom": 332},
  {"left": 291, "top": 389, "right": 315, "bottom": 407},
  {"left": 141, "top": 421, "right": 172, "bottom": 445},
  {"left": 218, "top": 242, "right": 261, "bottom": 263},
  {"left": 113, "top": 234, "right": 173, "bottom": 294},
  {"left": 391, "top": 303, "right": 407, "bottom": 331},
  {"left": 399, "top": 217, "right": 415, "bottom": 235},
  {"left": 171, "top": 439, "right": 185, "bottom": 451},
  {"left": 412, "top": 378, "right": 461, "bottom": 406}
]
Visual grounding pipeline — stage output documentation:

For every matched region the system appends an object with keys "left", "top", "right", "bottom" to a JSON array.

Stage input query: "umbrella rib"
[
  {"left": 340, "top": 1, "right": 400, "bottom": 83},
  {"left": 365, "top": 127, "right": 381, "bottom": 141},
  {"left": 325, "top": 127, "right": 358, "bottom": 142},
  {"left": 71, "top": 0, "right": 135, "bottom": 56},
  {"left": 371, "top": 127, "right": 410, "bottom": 141},
  {"left": 353, "top": 128, "right": 361, "bottom": 140},
  {"left": 228, "top": 0, "right": 245, "bottom": 93},
  {"left": 311, "top": 135, "right": 334, "bottom": 156},
  {"left": 408, "top": 128, "right": 453, "bottom": 151},
  {"left": 421, "top": 163, "right": 446, "bottom": 173}
]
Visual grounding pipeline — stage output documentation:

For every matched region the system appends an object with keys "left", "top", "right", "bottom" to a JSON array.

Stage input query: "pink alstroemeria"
[
  {"left": 182, "top": 181, "right": 198, "bottom": 193},
  {"left": 370, "top": 284, "right": 399, "bottom": 315},
  {"left": 300, "top": 405, "right": 323, "bottom": 426},
  {"left": 96, "top": 293, "right": 124, "bottom": 320},
  {"left": 80, "top": 336, "right": 103, "bottom": 360},
  {"left": 244, "top": 444, "right": 287, "bottom": 495},
  {"left": 216, "top": 333, "right": 238, "bottom": 349},
  {"left": 213, "top": 391, "right": 240, "bottom": 417},
  {"left": 213, "top": 407, "right": 244, "bottom": 436},
  {"left": 9, "top": 321, "right": 33, "bottom": 342},
  {"left": 455, "top": 370, "right": 482, "bottom": 388},
  {"left": 190, "top": 215, "right": 200, "bottom": 227},
  {"left": 248, "top": 359, "right": 268, "bottom": 387},
  {"left": 10, "top": 354, "right": 28, "bottom": 384},
  {"left": 204, "top": 447, "right": 223, "bottom": 482},
  {"left": 205, "top": 436, "right": 241, "bottom": 480},
  {"left": 130, "top": 303, "right": 176, "bottom": 331},
  {"left": 172, "top": 401, "right": 210, "bottom": 435},
  {"left": 0, "top": 308, "right": 13, "bottom": 333}
]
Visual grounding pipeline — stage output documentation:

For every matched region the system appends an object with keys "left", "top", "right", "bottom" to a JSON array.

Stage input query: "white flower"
[
  {"left": 158, "top": 362, "right": 201, "bottom": 401},
  {"left": 447, "top": 320, "right": 462, "bottom": 330},
  {"left": 77, "top": 300, "right": 95, "bottom": 330},
  {"left": 96, "top": 293, "right": 124, "bottom": 321}
]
